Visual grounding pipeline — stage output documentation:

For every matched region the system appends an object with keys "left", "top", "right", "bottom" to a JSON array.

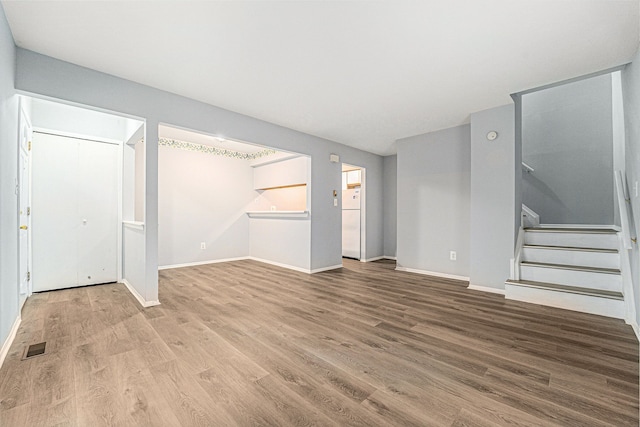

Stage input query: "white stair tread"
[
  {"left": 523, "top": 244, "right": 618, "bottom": 253},
  {"left": 524, "top": 227, "right": 617, "bottom": 234},
  {"left": 520, "top": 261, "right": 620, "bottom": 275},
  {"left": 505, "top": 279, "right": 623, "bottom": 300}
]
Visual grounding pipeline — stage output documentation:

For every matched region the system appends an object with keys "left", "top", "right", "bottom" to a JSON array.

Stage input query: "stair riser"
[
  {"left": 524, "top": 232, "right": 618, "bottom": 250},
  {"left": 520, "top": 265, "right": 622, "bottom": 292},
  {"left": 522, "top": 248, "right": 620, "bottom": 270},
  {"left": 505, "top": 284, "right": 625, "bottom": 319}
]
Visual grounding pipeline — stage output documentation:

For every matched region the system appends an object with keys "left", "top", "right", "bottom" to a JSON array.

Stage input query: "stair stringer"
[
  {"left": 509, "top": 227, "right": 524, "bottom": 281},
  {"left": 619, "top": 233, "right": 637, "bottom": 329}
]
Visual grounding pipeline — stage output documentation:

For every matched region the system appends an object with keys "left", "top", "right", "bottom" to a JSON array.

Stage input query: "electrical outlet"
[
  {"left": 449, "top": 251, "right": 457, "bottom": 261},
  {"left": 334, "top": 198, "right": 338, "bottom": 206},
  {"left": 635, "top": 181, "right": 638, "bottom": 197},
  {"left": 200, "top": 242, "right": 206, "bottom": 250}
]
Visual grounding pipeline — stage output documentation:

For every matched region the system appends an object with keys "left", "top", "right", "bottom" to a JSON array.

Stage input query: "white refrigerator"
[{"left": 342, "top": 188, "right": 361, "bottom": 259}]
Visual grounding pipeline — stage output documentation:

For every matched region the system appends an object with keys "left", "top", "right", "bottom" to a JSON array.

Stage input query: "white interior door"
[
  {"left": 77, "top": 140, "right": 119, "bottom": 285},
  {"left": 32, "top": 133, "right": 118, "bottom": 292},
  {"left": 18, "top": 107, "right": 32, "bottom": 308}
]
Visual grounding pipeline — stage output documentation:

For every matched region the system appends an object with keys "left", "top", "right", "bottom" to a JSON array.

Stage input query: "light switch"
[{"left": 334, "top": 198, "right": 338, "bottom": 206}]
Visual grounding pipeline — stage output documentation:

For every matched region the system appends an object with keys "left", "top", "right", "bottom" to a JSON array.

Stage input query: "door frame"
[{"left": 17, "top": 98, "right": 33, "bottom": 307}]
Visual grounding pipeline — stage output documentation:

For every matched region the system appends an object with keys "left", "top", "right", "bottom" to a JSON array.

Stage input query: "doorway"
[
  {"left": 520, "top": 72, "right": 617, "bottom": 225},
  {"left": 342, "top": 163, "right": 365, "bottom": 261},
  {"left": 157, "top": 124, "right": 312, "bottom": 271},
  {"left": 21, "top": 97, "right": 144, "bottom": 294}
]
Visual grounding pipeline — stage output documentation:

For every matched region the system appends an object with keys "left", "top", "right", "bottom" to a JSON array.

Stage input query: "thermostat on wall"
[{"left": 486, "top": 131, "right": 498, "bottom": 141}]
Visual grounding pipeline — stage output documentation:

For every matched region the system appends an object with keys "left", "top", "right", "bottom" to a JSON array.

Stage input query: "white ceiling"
[{"left": 3, "top": 1, "right": 639, "bottom": 155}]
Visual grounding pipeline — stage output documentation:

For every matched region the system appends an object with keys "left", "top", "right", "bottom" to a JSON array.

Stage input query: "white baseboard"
[
  {"left": 628, "top": 318, "right": 639, "bottom": 342},
  {"left": 122, "top": 279, "right": 161, "bottom": 308},
  {"left": 395, "top": 266, "right": 469, "bottom": 282},
  {"left": 0, "top": 314, "right": 21, "bottom": 369},
  {"left": 159, "top": 256, "right": 335, "bottom": 275},
  {"left": 248, "top": 257, "right": 311, "bottom": 274},
  {"left": 468, "top": 284, "right": 506, "bottom": 295},
  {"left": 536, "top": 224, "right": 620, "bottom": 231},
  {"left": 310, "top": 264, "right": 343, "bottom": 273},
  {"left": 249, "top": 258, "right": 343, "bottom": 274},
  {"left": 361, "top": 256, "right": 396, "bottom": 262},
  {"left": 158, "top": 256, "right": 250, "bottom": 270},
  {"left": 384, "top": 256, "right": 397, "bottom": 260}
]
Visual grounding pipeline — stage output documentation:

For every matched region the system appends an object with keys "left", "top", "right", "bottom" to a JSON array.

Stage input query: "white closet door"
[
  {"left": 32, "top": 134, "right": 79, "bottom": 291},
  {"left": 32, "top": 133, "right": 118, "bottom": 292},
  {"left": 77, "top": 140, "right": 118, "bottom": 286}
]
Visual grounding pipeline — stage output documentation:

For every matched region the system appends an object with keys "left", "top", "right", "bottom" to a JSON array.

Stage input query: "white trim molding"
[
  {"left": 395, "top": 266, "right": 469, "bottom": 282},
  {"left": 310, "top": 264, "right": 343, "bottom": 273},
  {"left": 383, "top": 256, "right": 398, "bottom": 261},
  {"left": 160, "top": 256, "right": 341, "bottom": 275},
  {"left": 122, "top": 279, "right": 161, "bottom": 308},
  {"left": 361, "top": 256, "right": 385, "bottom": 263},
  {"left": 246, "top": 211, "right": 309, "bottom": 218},
  {"left": 122, "top": 221, "right": 144, "bottom": 230},
  {"left": 33, "top": 128, "right": 122, "bottom": 145},
  {"left": 252, "top": 258, "right": 342, "bottom": 274},
  {"left": 535, "top": 224, "right": 621, "bottom": 231},
  {"left": 468, "top": 284, "right": 506, "bottom": 295},
  {"left": 248, "top": 257, "right": 311, "bottom": 274},
  {"left": 628, "top": 318, "right": 639, "bottom": 342},
  {"left": 0, "top": 314, "right": 21, "bottom": 369},
  {"left": 159, "top": 257, "right": 250, "bottom": 270}
]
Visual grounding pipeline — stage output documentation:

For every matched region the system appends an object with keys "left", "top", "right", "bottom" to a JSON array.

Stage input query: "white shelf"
[
  {"left": 246, "top": 211, "right": 309, "bottom": 218},
  {"left": 253, "top": 156, "right": 308, "bottom": 190},
  {"left": 122, "top": 221, "right": 145, "bottom": 230}
]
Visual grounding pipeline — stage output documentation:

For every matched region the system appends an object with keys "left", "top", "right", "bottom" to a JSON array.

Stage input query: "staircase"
[{"left": 506, "top": 226, "right": 625, "bottom": 319}]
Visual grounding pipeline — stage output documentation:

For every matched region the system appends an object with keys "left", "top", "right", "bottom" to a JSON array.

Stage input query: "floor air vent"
[{"left": 22, "top": 342, "right": 46, "bottom": 360}]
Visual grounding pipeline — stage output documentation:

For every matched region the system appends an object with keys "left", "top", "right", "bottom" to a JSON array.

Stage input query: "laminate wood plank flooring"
[{"left": 0, "top": 259, "right": 637, "bottom": 426}]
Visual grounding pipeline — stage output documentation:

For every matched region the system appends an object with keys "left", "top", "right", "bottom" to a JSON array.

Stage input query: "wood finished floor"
[{"left": 0, "top": 259, "right": 638, "bottom": 426}]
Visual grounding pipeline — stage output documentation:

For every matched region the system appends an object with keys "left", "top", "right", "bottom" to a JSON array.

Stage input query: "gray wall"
[
  {"left": 0, "top": 5, "right": 18, "bottom": 354},
  {"left": 469, "top": 104, "right": 516, "bottom": 291},
  {"left": 612, "top": 72, "right": 625, "bottom": 227},
  {"left": 158, "top": 146, "right": 253, "bottom": 267},
  {"left": 621, "top": 49, "right": 640, "bottom": 328},
  {"left": 14, "top": 49, "right": 385, "bottom": 297},
  {"left": 383, "top": 155, "right": 397, "bottom": 258},
  {"left": 522, "top": 75, "right": 614, "bottom": 225},
  {"left": 397, "top": 125, "right": 471, "bottom": 278},
  {"left": 357, "top": 155, "right": 384, "bottom": 261}
]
